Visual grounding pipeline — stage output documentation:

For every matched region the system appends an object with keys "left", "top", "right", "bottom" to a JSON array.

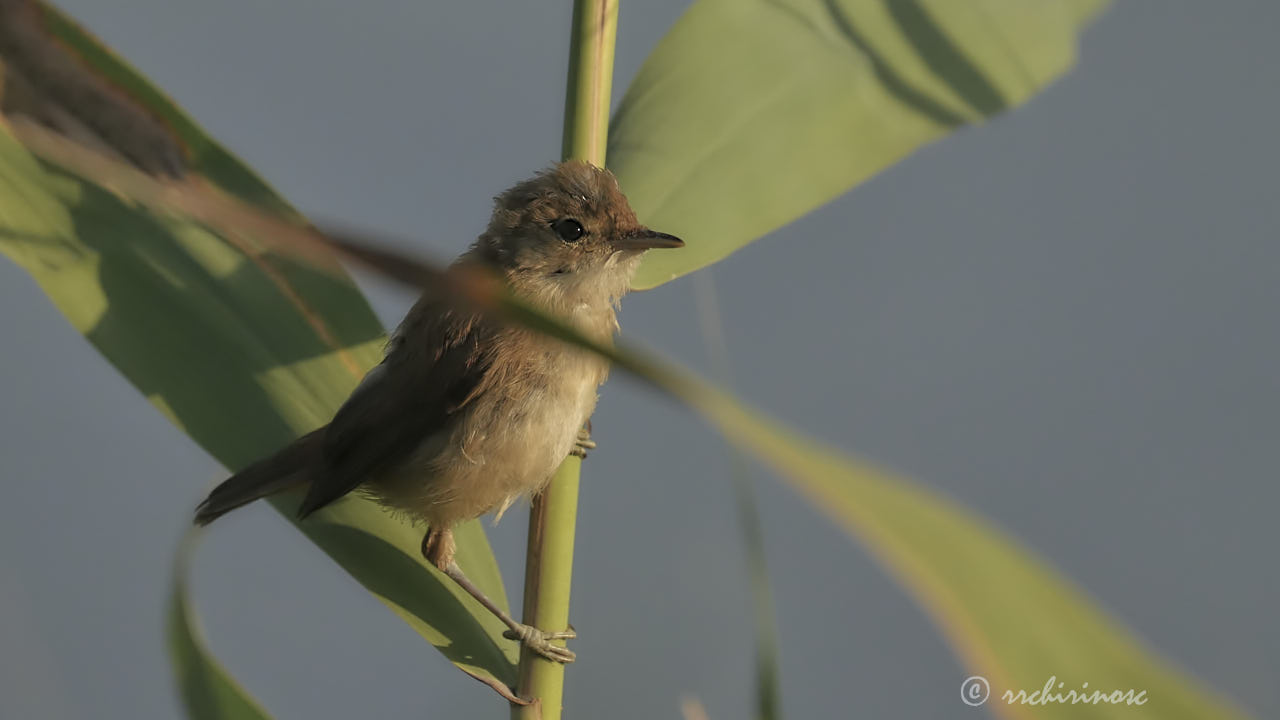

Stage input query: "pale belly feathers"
[{"left": 366, "top": 332, "right": 608, "bottom": 529}]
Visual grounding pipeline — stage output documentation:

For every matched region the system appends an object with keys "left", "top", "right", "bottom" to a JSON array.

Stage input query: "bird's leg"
[
  {"left": 422, "top": 527, "right": 577, "bottom": 664},
  {"left": 569, "top": 420, "right": 595, "bottom": 458},
  {"left": 421, "top": 525, "right": 456, "bottom": 570}
]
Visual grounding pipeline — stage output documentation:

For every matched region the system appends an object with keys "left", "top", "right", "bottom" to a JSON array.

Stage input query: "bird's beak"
[{"left": 613, "top": 228, "right": 685, "bottom": 251}]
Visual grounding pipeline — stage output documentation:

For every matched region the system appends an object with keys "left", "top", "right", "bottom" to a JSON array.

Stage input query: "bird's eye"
[{"left": 551, "top": 218, "right": 586, "bottom": 242}]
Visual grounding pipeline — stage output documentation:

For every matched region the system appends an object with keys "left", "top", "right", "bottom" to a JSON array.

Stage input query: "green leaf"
[
  {"left": 678, "top": 384, "right": 1248, "bottom": 720},
  {"left": 611, "top": 0, "right": 1109, "bottom": 289},
  {"left": 167, "top": 533, "right": 274, "bottom": 720},
  {"left": 0, "top": 3, "right": 517, "bottom": 696}
]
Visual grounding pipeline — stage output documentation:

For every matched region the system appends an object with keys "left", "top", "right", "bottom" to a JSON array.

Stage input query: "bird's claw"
[
  {"left": 503, "top": 623, "right": 577, "bottom": 663},
  {"left": 570, "top": 426, "right": 596, "bottom": 459}
]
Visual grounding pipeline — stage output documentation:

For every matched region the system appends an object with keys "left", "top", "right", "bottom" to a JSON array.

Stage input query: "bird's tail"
[{"left": 194, "top": 428, "right": 324, "bottom": 525}]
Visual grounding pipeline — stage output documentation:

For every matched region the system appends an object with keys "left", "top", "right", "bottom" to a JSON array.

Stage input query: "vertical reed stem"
[{"left": 512, "top": 1, "right": 618, "bottom": 718}]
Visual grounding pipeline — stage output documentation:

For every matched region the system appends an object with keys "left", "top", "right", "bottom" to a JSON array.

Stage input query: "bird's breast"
[{"left": 372, "top": 327, "right": 609, "bottom": 527}]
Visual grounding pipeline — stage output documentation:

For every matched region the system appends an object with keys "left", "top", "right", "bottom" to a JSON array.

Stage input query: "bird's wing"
[{"left": 296, "top": 301, "right": 495, "bottom": 517}]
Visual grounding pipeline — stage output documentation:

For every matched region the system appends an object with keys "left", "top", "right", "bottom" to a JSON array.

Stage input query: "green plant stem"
[
  {"left": 513, "top": 1, "right": 617, "bottom": 718},
  {"left": 694, "top": 272, "right": 782, "bottom": 720},
  {"left": 560, "top": 0, "right": 618, "bottom": 163},
  {"left": 513, "top": 458, "right": 581, "bottom": 718}
]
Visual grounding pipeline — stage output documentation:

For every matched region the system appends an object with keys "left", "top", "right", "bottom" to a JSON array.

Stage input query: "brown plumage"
[{"left": 194, "top": 161, "right": 683, "bottom": 663}]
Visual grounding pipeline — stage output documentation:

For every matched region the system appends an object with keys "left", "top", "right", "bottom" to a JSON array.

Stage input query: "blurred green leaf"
[
  {"left": 0, "top": 3, "right": 517, "bottom": 697},
  {"left": 680, "top": 384, "right": 1248, "bottom": 720},
  {"left": 168, "top": 534, "right": 274, "bottom": 720},
  {"left": 613, "top": 0, "right": 1109, "bottom": 289}
]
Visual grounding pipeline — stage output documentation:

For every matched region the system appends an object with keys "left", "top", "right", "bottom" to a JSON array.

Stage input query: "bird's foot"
[
  {"left": 503, "top": 623, "right": 577, "bottom": 663},
  {"left": 570, "top": 424, "right": 596, "bottom": 459}
]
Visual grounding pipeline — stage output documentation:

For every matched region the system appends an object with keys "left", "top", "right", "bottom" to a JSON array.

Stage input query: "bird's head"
[{"left": 474, "top": 161, "right": 682, "bottom": 307}]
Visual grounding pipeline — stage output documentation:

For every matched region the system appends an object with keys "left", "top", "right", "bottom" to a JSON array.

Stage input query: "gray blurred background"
[{"left": 1, "top": 2, "right": 1277, "bottom": 718}]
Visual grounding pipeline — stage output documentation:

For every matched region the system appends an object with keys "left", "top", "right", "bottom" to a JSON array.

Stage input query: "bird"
[{"left": 193, "top": 160, "right": 683, "bottom": 663}]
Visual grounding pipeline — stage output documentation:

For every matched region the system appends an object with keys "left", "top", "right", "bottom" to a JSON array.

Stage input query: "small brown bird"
[{"left": 194, "top": 161, "right": 682, "bottom": 662}]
